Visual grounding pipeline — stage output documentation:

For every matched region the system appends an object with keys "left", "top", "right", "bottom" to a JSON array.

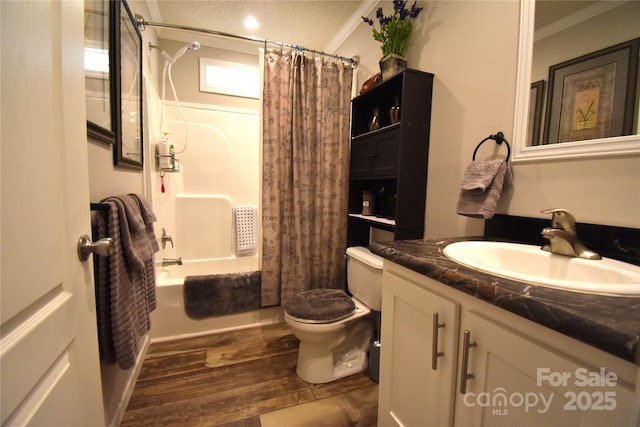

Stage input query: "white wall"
[
  {"left": 151, "top": 102, "right": 260, "bottom": 267},
  {"left": 336, "top": 0, "right": 640, "bottom": 237}
]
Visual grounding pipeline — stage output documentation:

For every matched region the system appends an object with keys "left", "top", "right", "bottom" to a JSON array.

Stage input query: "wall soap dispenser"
[{"left": 158, "top": 131, "right": 172, "bottom": 169}]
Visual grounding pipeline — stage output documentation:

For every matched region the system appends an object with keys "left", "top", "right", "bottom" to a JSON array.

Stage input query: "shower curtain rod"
[{"left": 134, "top": 14, "right": 360, "bottom": 68}]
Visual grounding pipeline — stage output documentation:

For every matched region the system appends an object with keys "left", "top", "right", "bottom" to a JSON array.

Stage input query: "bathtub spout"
[{"left": 162, "top": 257, "right": 183, "bottom": 267}]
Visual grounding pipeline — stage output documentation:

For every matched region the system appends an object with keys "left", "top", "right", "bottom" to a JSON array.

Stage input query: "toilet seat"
[{"left": 284, "top": 289, "right": 355, "bottom": 324}]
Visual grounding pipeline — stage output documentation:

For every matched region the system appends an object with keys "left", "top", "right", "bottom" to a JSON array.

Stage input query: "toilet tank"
[{"left": 346, "top": 246, "right": 383, "bottom": 311}]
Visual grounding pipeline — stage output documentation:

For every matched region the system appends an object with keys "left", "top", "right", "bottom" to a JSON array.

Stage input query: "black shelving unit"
[{"left": 348, "top": 69, "right": 434, "bottom": 247}]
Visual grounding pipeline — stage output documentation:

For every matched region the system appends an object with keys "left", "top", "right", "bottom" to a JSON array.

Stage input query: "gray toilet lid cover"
[{"left": 284, "top": 289, "right": 355, "bottom": 321}]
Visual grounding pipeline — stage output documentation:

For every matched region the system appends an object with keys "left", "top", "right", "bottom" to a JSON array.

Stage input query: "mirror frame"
[
  {"left": 85, "top": 0, "right": 116, "bottom": 145},
  {"left": 113, "top": 0, "right": 144, "bottom": 169},
  {"left": 512, "top": 0, "right": 640, "bottom": 162}
]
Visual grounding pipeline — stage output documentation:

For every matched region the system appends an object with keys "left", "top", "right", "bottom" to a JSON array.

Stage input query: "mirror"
[
  {"left": 512, "top": 0, "right": 640, "bottom": 161},
  {"left": 84, "top": 0, "right": 116, "bottom": 145},
  {"left": 113, "top": 0, "right": 143, "bottom": 169}
]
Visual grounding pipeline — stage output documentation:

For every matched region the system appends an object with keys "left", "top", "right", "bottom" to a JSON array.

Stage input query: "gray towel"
[
  {"left": 456, "top": 159, "right": 512, "bottom": 219},
  {"left": 99, "top": 194, "right": 159, "bottom": 369}
]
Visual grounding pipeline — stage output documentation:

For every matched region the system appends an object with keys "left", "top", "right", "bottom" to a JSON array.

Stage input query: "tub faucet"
[
  {"left": 162, "top": 257, "right": 183, "bottom": 267},
  {"left": 161, "top": 228, "right": 174, "bottom": 249},
  {"left": 540, "top": 209, "right": 601, "bottom": 260}
]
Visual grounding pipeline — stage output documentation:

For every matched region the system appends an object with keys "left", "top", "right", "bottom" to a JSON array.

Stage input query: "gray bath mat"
[{"left": 184, "top": 271, "right": 261, "bottom": 319}]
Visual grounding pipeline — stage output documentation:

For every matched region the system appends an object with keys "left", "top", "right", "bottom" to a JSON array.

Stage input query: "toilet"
[{"left": 284, "top": 246, "right": 383, "bottom": 384}]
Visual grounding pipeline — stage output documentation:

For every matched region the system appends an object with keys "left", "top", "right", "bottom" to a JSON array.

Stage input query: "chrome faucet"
[
  {"left": 540, "top": 209, "right": 601, "bottom": 260},
  {"left": 161, "top": 257, "right": 183, "bottom": 267}
]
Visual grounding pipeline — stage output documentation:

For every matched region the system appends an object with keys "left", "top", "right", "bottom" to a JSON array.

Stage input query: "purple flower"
[
  {"left": 393, "top": 0, "right": 407, "bottom": 12},
  {"left": 410, "top": 2, "right": 423, "bottom": 18},
  {"left": 363, "top": 0, "right": 423, "bottom": 57}
]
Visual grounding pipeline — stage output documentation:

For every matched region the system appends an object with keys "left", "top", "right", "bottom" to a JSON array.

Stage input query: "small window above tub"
[{"left": 199, "top": 58, "right": 260, "bottom": 99}]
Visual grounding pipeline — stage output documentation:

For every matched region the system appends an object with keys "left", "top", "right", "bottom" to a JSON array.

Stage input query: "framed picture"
[
  {"left": 113, "top": 0, "right": 143, "bottom": 169},
  {"left": 543, "top": 38, "right": 639, "bottom": 145},
  {"left": 528, "top": 80, "right": 545, "bottom": 146},
  {"left": 84, "top": 0, "right": 116, "bottom": 145}
]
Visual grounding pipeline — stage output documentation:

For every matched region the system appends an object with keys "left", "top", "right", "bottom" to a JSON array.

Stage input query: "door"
[
  {"left": 371, "top": 130, "right": 399, "bottom": 177},
  {"left": 378, "top": 270, "right": 460, "bottom": 427},
  {"left": 350, "top": 139, "right": 373, "bottom": 178},
  {"left": 1, "top": 1, "right": 105, "bottom": 425},
  {"left": 454, "top": 310, "right": 636, "bottom": 427}
]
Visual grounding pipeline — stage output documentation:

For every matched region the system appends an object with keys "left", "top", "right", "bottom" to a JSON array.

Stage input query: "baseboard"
[{"left": 102, "top": 335, "right": 150, "bottom": 427}]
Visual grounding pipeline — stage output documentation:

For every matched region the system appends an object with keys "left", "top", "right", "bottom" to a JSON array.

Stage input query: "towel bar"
[
  {"left": 472, "top": 131, "right": 511, "bottom": 162},
  {"left": 90, "top": 202, "right": 110, "bottom": 212},
  {"left": 89, "top": 203, "right": 112, "bottom": 259}
]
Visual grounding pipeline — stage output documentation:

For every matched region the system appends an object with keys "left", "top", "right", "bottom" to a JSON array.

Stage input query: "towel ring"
[{"left": 472, "top": 131, "right": 511, "bottom": 162}]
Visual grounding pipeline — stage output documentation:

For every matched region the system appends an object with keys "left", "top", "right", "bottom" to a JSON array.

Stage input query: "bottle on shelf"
[
  {"left": 362, "top": 191, "right": 376, "bottom": 215},
  {"left": 158, "top": 131, "right": 171, "bottom": 169},
  {"left": 389, "top": 96, "right": 400, "bottom": 124},
  {"left": 369, "top": 108, "right": 380, "bottom": 132}
]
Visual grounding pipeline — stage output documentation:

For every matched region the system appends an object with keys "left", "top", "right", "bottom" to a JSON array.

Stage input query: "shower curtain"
[{"left": 261, "top": 49, "right": 353, "bottom": 307}]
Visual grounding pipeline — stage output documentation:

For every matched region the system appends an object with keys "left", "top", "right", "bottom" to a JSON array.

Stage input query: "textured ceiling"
[{"left": 143, "top": 0, "right": 370, "bottom": 53}]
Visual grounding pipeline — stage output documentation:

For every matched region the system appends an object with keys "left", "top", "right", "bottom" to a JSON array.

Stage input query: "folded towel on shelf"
[
  {"left": 98, "top": 194, "right": 159, "bottom": 369},
  {"left": 456, "top": 159, "right": 512, "bottom": 219}
]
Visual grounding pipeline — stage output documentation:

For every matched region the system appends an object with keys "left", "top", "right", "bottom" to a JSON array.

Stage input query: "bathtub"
[{"left": 149, "top": 257, "right": 283, "bottom": 342}]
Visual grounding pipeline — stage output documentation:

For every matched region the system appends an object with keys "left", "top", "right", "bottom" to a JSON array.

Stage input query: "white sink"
[{"left": 443, "top": 241, "right": 640, "bottom": 296}]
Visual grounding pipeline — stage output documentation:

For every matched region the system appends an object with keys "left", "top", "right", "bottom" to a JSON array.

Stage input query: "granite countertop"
[{"left": 370, "top": 237, "right": 640, "bottom": 365}]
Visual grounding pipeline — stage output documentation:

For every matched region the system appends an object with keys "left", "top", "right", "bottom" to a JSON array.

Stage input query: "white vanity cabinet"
[
  {"left": 378, "top": 267, "right": 461, "bottom": 426},
  {"left": 378, "top": 261, "right": 640, "bottom": 427}
]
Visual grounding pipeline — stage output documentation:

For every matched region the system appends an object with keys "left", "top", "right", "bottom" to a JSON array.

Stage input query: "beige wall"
[
  {"left": 531, "top": 2, "right": 640, "bottom": 83},
  {"left": 336, "top": 0, "right": 640, "bottom": 237},
  {"left": 157, "top": 38, "right": 260, "bottom": 110},
  {"left": 531, "top": 1, "right": 640, "bottom": 141}
]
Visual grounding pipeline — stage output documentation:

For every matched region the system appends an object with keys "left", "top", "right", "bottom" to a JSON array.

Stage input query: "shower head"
[{"left": 167, "top": 41, "right": 201, "bottom": 64}]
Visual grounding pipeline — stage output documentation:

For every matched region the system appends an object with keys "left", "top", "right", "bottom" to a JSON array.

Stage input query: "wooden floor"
[{"left": 121, "top": 323, "right": 378, "bottom": 426}]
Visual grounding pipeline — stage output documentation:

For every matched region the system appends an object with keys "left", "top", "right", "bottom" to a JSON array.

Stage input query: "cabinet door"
[
  {"left": 350, "top": 139, "right": 372, "bottom": 178},
  {"left": 372, "top": 131, "right": 399, "bottom": 177},
  {"left": 379, "top": 271, "right": 460, "bottom": 427},
  {"left": 454, "top": 310, "right": 636, "bottom": 427}
]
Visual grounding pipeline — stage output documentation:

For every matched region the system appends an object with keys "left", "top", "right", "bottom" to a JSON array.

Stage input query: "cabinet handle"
[
  {"left": 431, "top": 312, "right": 445, "bottom": 370},
  {"left": 459, "top": 330, "right": 477, "bottom": 394}
]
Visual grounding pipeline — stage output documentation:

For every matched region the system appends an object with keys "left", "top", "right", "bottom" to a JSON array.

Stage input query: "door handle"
[
  {"left": 431, "top": 312, "right": 445, "bottom": 370},
  {"left": 77, "top": 234, "right": 113, "bottom": 261},
  {"left": 459, "top": 330, "right": 477, "bottom": 394}
]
